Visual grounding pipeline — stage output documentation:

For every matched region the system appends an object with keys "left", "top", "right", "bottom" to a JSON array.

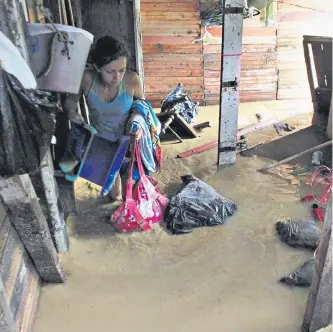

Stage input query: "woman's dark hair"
[{"left": 90, "top": 36, "right": 130, "bottom": 68}]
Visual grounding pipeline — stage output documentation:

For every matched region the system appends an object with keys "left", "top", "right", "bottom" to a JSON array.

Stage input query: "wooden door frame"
[{"left": 133, "top": 0, "right": 145, "bottom": 93}]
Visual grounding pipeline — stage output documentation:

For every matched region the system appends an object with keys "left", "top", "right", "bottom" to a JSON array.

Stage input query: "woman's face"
[{"left": 99, "top": 56, "right": 127, "bottom": 86}]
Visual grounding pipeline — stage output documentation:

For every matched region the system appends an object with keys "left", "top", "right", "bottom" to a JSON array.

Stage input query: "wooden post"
[
  {"left": 303, "top": 204, "right": 332, "bottom": 332},
  {"left": 133, "top": 0, "right": 145, "bottom": 92},
  {"left": 0, "top": 277, "right": 18, "bottom": 332},
  {"left": 218, "top": 0, "right": 244, "bottom": 165},
  {"left": 0, "top": 175, "right": 66, "bottom": 283},
  {"left": 327, "top": 101, "right": 332, "bottom": 139},
  {"left": 0, "top": 0, "right": 31, "bottom": 63},
  {"left": 73, "top": 0, "right": 83, "bottom": 28},
  {"left": 0, "top": 0, "right": 69, "bottom": 253},
  {"left": 30, "top": 151, "right": 69, "bottom": 253}
]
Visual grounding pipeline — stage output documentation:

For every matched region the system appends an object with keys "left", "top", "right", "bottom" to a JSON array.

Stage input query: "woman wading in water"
[{"left": 65, "top": 36, "right": 146, "bottom": 202}]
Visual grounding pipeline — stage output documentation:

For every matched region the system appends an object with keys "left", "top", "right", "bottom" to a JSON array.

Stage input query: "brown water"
[
  {"left": 33, "top": 156, "right": 315, "bottom": 332},
  {"left": 33, "top": 104, "right": 317, "bottom": 332}
]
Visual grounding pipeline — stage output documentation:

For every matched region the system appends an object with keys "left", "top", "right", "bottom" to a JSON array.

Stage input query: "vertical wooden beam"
[
  {"left": 0, "top": 0, "right": 32, "bottom": 64},
  {"left": 0, "top": 175, "right": 66, "bottom": 283},
  {"left": 327, "top": 101, "right": 332, "bottom": 139},
  {"left": 73, "top": 0, "right": 83, "bottom": 28},
  {"left": 303, "top": 204, "right": 332, "bottom": 332},
  {"left": 30, "top": 151, "right": 69, "bottom": 253},
  {"left": 218, "top": 0, "right": 244, "bottom": 165},
  {"left": 133, "top": 0, "right": 145, "bottom": 92},
  {"left": 303, "top": 38, "right": 318, "bottom": 112},
  {"left": 0, "top": 277, "right": 18, "bottom": 332}
]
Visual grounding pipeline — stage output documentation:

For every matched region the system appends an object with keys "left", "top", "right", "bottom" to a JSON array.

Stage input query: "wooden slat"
[
  {"left": 145, "top": 77, "right": 203, "bottom": 85},
  {"left": 143, "top": 44, "right": 202, "bottom": 54},
  {"left": 145, "top": 84, "right": 203, "bottom": 93},
  {"left": 0, "top": 215, "right": 11, "bottom": 262},
  {"left": 0, "top": 228, "right": 24, "bottom": 302},
  {"left": 144, "top": 53, "right": 202, "bottom": 61},
  {"left": 275, "top": 0, "right": 331, "bottom": 100},
  {"left": 144, "top": 69, "right": 203, "bottom": 77},
  {"left": 141, "top": 3, "right": 199, "bottom": 12},
  {"left": 142, "top": 29, "right": 199, "bottom": 37},
  {"left": 143, "top": 36, "right": 196, "bottom": 45},
  {"left": 141, "top": 13, "right": 200, "bottom": 20},
  {"left": 203, "top": 44, "right": 276, "bottom": 54},
  {"left": 10, "top": 249, "right": 29, "bottom": 320},
  {"left": 18, "top": 266, "right": 40, "bottom": 332},
  {"left": 142, "top": 21, "right": 200, "bottom": 29},
  {"left": 142, "top": 0, "right": 198, "bottom": 2},
  {"left": 204, "top": 35, "right": 276, "bottom": 45},
  {"left": 202, "top": 26, "right": 277, "bottom": 38}
]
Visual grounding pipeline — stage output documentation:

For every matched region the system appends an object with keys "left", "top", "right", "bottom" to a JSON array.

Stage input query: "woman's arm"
[
  {"left": 127, "top": 71, "right": 144, "bottom": 139},
  {"left": 64, "top": 70, "right": 92, "bottom": 123},
  {"left": 132, "top": 72, "right": 145, "bottom": 100}
]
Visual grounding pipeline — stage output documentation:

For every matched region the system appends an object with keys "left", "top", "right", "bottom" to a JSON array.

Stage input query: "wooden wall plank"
[
  {"left": 202, "top": 13, "right": 278, "bottom": 104},
  {"left": 141, "top": 3, "right": 200, "bottom": 12},
  {"left": 276, "top": 0, "right": 331, "bottom": 100},
  {"left": 141, "top": 0, "right": 204, "bottom": 106},
  {"left": 0, "top": 202, "right": 41, "bottom": 332},
  {"left": 142, "top": 0, "right": 331, "bottom": 106}
]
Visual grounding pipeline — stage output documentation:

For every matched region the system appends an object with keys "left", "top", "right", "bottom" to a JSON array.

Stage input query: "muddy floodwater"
[
  {"left": 33, "top": 104, "right": 316, "bottom": 332},
  {"left": 33, "top": 160, "right": 314, "bottom": 332}
]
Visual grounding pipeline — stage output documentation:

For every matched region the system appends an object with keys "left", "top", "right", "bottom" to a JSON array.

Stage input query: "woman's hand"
[
  {"left": 69, "top": 111, "right": 85, "bottom": 124},
  {"left": 131, "top": 125, "right": 142, "bottom": 140}
]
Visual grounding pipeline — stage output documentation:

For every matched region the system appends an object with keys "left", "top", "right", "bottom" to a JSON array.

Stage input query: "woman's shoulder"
[
  {"left": 81, "top": 69, "right": 94, "bottom": 95},
  {"left": 124, "top": 70, "right": 140, "bottom": 88}
]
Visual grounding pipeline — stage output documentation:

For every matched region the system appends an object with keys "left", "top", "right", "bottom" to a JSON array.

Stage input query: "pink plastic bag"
[
  {"left": 111, "top": 142, "right": 151, "bottom": 232},
  {"left": 133, "top": 143, "right": 169, "bottom": 225},
  {"left": 111, "top": 141, "right": 168, "bottom": 232}
]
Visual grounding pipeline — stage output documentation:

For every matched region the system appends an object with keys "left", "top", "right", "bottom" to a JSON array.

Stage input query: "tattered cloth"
[{"left": 0, "top": 71, "right": 61, "bottom": 177}]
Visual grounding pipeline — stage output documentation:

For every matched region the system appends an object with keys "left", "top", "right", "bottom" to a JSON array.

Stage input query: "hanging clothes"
[{"left": 0, "top": 70, "right": 60, "bottom": 177}]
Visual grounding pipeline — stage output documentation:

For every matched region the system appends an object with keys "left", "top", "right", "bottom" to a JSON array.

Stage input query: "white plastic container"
[{"left": 28, "top": 23, "right": 94, "bottom": 94}]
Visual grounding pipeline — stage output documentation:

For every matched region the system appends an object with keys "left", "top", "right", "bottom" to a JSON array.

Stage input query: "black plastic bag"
[
  {"left": 165, "top": 175, "right": 237, "bottom": 234},
  {"left": 0, "top": 70, "right": 60, "bottom": 177},
  {"left": 280, "top": 258, "right": 315, "bottom": 287},
  {"left": 161, "top": 83, "right": 199, "bottom": 124},
  {"left": 276, "top": 219, "right": 320, "bottom": 250}
]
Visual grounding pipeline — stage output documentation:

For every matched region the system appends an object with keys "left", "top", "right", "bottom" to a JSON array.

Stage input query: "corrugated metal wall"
[
  {"left": 141, "top": 0, "right": 204, "bottom": 106},
  {"left": 0, "top": 203, "right": 40, "bottom": 332}
]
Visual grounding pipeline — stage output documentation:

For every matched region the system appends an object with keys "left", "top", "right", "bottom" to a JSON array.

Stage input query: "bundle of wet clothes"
[
  {"left": 165, "top": 175, "right": 237, "bottom": 234},
  {"left": 0, "top": 71, "right": 59, "bottom": 177},
  {"left": 276, "top": 219, "right": 321, "bottom": 287},
  {"left": 161, "top": 83, "right": 199, "bottom": 124}
]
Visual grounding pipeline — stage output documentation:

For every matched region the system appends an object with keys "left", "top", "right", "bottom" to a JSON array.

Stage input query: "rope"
[
  {"left": 36, "top": 5, "right": 72, "bottom": 78},
  {"left": 309, "top": 165, "right": 332, "bottom": 258},
  {"left": 310, "top": 165, "right": 332, "bottom": 205}
]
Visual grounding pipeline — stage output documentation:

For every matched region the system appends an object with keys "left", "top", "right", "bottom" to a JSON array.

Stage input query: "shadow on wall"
[{"left": 81, "top": 0, "right": 136, "bottom": 70}]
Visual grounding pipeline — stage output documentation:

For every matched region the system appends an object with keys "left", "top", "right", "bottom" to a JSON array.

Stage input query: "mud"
[{"left": 33, "top": 102, "right": 318, "bottom": 332}]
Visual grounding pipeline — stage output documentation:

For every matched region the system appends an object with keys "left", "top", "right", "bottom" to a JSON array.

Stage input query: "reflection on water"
[{"left": 33, "top": 156, "right": 314, "bottom": 332}]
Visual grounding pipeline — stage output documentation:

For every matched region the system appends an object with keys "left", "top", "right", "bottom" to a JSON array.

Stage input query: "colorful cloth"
[{"left": 127, "top": 99, "right": 162, "bottom": 173}]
